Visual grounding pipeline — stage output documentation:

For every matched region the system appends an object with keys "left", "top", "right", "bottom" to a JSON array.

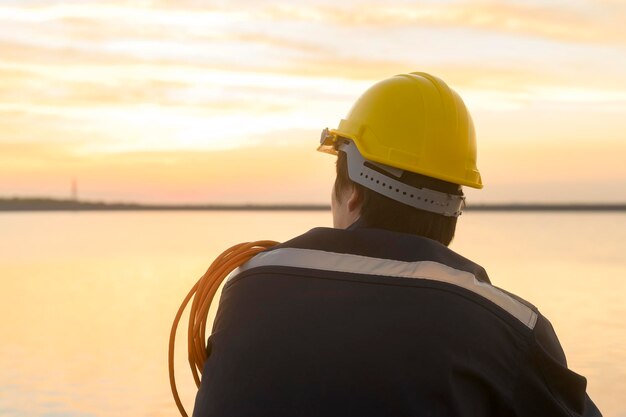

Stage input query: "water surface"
[{"left": 0, "top": 211, "right": 624, "bottom": 416}]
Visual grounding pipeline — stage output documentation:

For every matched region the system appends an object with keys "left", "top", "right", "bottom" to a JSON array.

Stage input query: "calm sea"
[{"left": 0, "top": 211, "right": 624, "bottom": 417}]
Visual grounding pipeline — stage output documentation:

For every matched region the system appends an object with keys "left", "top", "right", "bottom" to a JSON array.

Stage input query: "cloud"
[
  {"left": 257, "top": 1, "right": 626, "bottom": 45},
  {"left": 4, "top": 1, "right": 623, "bottom": 63},
  {"left": 2, "top": 1, "right": 624, "bottom": 86},
  {"left": 0, "top": 66, "right": 190, "bottom": 106}
]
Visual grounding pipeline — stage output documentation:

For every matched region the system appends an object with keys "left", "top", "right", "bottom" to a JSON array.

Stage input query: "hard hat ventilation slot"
[{"left": 339, "top": 140, "right": 465, "bottom": 217}]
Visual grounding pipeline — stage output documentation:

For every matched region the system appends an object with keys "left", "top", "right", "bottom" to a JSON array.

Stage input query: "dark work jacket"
[{"left": 192, "top": 223, "right": 601, "bottom": 417}]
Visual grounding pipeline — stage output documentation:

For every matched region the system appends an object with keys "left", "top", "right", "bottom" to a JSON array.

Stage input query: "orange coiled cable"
[{"left": 168, "top": 240, "right": 279, "bottom": 417}]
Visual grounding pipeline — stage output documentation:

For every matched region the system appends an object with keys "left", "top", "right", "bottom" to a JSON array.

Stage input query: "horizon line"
[{"left": 0, "top": 197, "right": 625, "bottom": 212}]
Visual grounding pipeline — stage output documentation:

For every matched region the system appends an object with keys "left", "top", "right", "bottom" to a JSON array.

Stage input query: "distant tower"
[{"left": 71, "top": 179, "right": 78, "bottom": 201}]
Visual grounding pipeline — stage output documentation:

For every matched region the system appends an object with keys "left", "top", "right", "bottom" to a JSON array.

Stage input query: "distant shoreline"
[{"left": 1, "top": 198, "right": 625, "bottom": 212}]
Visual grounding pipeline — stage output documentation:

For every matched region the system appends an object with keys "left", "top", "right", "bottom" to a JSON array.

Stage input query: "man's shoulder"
[{"left": 233, "top": 226, "right": 540, "bottom": 334}]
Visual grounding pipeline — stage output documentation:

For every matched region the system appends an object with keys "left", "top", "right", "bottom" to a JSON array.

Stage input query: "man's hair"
[{"left": 335, "top": 151, "right": 463, "bottom": 246}]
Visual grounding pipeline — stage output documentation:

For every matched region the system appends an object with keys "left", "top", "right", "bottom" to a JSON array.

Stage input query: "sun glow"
[{"left": 0, "top": 0, "right": 625, "bottom": 203}]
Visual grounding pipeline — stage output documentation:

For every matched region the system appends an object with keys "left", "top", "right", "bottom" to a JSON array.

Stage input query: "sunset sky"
[{"left": 1, "top": 0, "right": 625, "bottom": 204}]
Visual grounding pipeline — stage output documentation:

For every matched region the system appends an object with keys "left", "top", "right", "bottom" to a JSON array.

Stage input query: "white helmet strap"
[{"left": 338, "top": 140, "right": 465, "bottom": 217}]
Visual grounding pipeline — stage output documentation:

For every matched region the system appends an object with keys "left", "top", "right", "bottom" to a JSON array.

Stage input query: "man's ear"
[{"left": 346, "top": 185, "right": 363, "bottom": 214}]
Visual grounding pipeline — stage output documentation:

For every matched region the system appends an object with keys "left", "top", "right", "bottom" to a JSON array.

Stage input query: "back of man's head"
[{"left": 333, "top": 151, "right": 463, "bottom": 246}]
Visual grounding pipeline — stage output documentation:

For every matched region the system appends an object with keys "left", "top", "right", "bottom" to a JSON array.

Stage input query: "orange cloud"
[{"left": 259, "top": 1, "right": 626, "bottom": 45}]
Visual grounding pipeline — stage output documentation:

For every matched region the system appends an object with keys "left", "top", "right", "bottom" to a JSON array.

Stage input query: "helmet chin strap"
[{"left": 338, "top": 140, "right": 465, "bottom": 217}]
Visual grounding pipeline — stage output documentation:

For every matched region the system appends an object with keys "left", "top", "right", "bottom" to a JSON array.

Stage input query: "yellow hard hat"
[{"left": 319, "top": 72, "right": 482, "bottom": 189}]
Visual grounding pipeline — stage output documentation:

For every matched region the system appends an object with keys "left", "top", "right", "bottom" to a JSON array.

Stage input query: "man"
[{"left": 192, "top": 72, "right": 601, "bottom": 416}]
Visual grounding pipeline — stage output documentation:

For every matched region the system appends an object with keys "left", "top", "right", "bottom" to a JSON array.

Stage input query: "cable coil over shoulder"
[{"left": 168, "top": 240, "right": 279, "bottom": 417}]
